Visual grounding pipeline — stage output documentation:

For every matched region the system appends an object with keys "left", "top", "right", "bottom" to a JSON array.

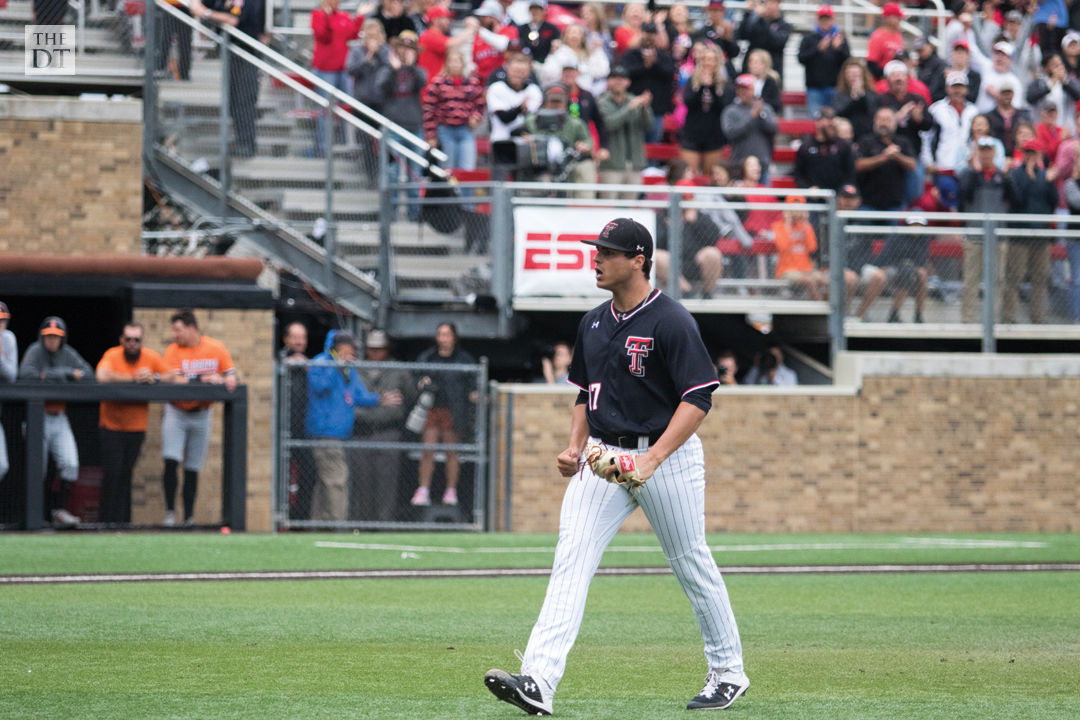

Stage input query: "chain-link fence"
[
  {"left": 834, "top": 211, "right": 1080, "bottom": 349},
  {"left": 276, "top": 357, "right": 488, "bottom": 530}
]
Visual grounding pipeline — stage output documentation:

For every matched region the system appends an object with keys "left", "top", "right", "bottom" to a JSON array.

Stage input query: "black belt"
[{"left": 594, "top": 431, "right": 663, "bottom": 449}]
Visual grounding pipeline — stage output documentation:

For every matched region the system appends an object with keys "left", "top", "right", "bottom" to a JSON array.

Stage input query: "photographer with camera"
[
  {"left": 521, "top": 83, "right": 596, "bottom": 196},
  {"left": 742, "top": 341, "right": 798, "bottom": 386},
  {"left": 715, "top": 349, "right": 740, "bottom": 386}
]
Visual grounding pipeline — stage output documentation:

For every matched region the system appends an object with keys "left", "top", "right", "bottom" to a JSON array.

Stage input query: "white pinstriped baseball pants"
[{"left": 521, "top": 434, "right": 744, "bottom": 694}]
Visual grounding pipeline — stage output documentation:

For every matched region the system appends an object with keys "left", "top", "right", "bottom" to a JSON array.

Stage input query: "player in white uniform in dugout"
[{"left": 484, "top": 218, "right": 748, "bottom": 714}]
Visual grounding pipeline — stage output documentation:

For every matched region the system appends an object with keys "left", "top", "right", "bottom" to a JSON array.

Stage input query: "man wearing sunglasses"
[{"left": 96, "top": 322, "right": 171, "bottom": 525}]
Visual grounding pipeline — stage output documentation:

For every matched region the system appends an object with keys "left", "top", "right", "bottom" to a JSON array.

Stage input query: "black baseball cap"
[
  {"left": 584, "top": 218, "right": 654, "bottom": 259},
  {"left": 609, "top": 64, "right": 629, "bottom": 78}
]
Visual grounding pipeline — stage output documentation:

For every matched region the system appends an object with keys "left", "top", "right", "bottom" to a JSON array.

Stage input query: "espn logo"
[{"left": 523, "top": 232, "right": 599, "bottom": 271}]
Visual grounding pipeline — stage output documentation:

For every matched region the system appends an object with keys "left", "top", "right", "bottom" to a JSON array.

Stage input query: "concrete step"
[
  {"left": 227, "top": 156, "right": 369, "bottom": 186},
  {"left": 347, "top": 254, "right": 486, "bottom": 281},
  {"left": 0, "top": 48, "right": 142, "bottom": 77},
  {"left": 335, "top": 221, "right": 466, "bottom": 255},
  {"left": 265, "top": 188, "right": 381, "bottom": 221}
]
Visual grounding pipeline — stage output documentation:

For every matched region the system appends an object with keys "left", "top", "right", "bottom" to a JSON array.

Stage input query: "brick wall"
[
  {"left": 129, "top": 308, "right": 275, "bottom": 531},
  {"left": 493, "top": 375, "right": 1080, "bottom": 534},
  {"left": 0, "top": 97, "right": 142, "bottom": 255}
]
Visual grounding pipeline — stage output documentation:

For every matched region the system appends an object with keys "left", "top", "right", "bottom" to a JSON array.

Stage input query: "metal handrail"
[{"left": 158, "top": 0, "right": 447, "bottom": 174}]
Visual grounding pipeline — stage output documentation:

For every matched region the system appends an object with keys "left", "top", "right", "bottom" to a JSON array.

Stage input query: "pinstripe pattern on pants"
[{"left": 521, "top": 434, "right": 744, "bottom": 695}]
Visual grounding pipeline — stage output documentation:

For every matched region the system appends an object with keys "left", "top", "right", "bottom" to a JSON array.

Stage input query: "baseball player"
[{"left": 484, "top": 218, "right": 748, "bottom": 714}]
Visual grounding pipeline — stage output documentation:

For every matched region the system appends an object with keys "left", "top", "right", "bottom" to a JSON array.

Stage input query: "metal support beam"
[
  {"left": 667, "top": 193, "right": 683, "bottom": 300},
  {"left": 491, "top": 185, "right": 513, "bottom": 337},
  {"left": 152, "top": 151, "right": 379, "bottom": 320},
  {"left": 982, "top": 219, "right": 997, "bottom": 353},
  {"left": 828, "top": 195, "right": 846, "bottom": 362}
]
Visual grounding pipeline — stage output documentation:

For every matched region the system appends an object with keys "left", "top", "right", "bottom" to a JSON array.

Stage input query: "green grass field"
[{"left": 2, "top": 533, "right": 1078, "bottom": 719}]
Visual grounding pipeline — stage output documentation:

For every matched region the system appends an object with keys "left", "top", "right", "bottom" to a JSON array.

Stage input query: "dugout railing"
[
  {"left": 274, "top": 357, "right": 488, "bottom": 531},
  {"left": 0, "top": 383, "right": 247, "bottom": 531}
]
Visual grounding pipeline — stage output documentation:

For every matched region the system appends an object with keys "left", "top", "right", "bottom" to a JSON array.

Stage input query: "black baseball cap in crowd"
[{"left": 584, "top": 218, "right": 654, "bottom": 258}]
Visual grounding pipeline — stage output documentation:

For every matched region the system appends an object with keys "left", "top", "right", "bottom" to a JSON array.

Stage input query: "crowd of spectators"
[{"left": 300, "top": 0, "right": 1080, "bottom": 318}]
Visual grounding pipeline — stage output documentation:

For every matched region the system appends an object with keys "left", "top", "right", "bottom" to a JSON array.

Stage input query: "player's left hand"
[{"left": 585, "top": 444, "right": 654, "bottom": 489}]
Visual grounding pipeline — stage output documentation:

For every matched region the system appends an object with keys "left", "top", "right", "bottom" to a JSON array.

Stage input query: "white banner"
[{"left": 512, "top": 206, "right": 657, "bottom": 297}]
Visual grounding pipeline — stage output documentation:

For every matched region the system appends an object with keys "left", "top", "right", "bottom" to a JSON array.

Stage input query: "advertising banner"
[{"left": 512, "top": 206, "right": 656, "bottom": 297}]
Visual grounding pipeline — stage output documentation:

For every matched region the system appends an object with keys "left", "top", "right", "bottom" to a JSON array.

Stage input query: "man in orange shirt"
[
  {"left": 96, "top": 322, "right": 171, "bottom": 525},
  {"left": 161, "top": 309, "right": 238, "bottom": 527},
  {"left": 772, "top": 196, "right": 827, "bottom": 300}
]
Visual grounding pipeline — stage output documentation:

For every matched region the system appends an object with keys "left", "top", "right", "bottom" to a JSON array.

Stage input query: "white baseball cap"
[
  {"left": 946, "top": 71, "right": 968, "bottom": 86},
  {"left": 993, "top": 40, "right": 1014, "bottom": 55},
  {"left": 883, "top": 60, "right": 908, "bottom": 78}
]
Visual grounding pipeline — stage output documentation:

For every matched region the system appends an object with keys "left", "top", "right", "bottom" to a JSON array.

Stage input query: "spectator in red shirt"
[
  {"left": 737, "top": 155, "right": 781, "bottom": 239},
  {"left": 418, "top": 5, "right": 473, "bottom": 88},
  {"left": 311, "top": 0, "right": 375, "bottom": 158},
  {"left": 612, "top": 2, "right": 668, "bottom": 58},
  {"left": 866, "top": 2, "right": 905, "bottom": 79},
  {"left": 874, "top": 52, "right": 932, "bottom": 105},
  {"left": 613, "top": 2, "right": 647, "bottom": 58},
  {"left": 1034, "top": 99, "right": 1068, "bottom": 163},
  {"left": 471, "top": 0, "right": 519, "bottom": 82}
]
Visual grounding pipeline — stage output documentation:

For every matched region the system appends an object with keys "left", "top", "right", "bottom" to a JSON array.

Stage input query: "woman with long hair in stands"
[
  {"left": 737, "top": 155, "right": 782, "bottom": 256},
  {"left": 613, "top": 2, "right": 654, "bottom": 58},
  {"left": 421, "top": 49, "right": 485, "bottom": 172},
  {"left": 955, "top": 113, "right": 1006, "bottom": 173},
  {"left": 745, "top": 48, "right": 782, "bottom": 114},
  {"left": 832, "top": 57, "right": 880, "bottom": 141},
  {"left": 679, "top": 42, "right": 732, "bottom": 175},
  {"left": 541, "top": 22, "right": 610, "bottom": 97},
  {"left": 346, "top": 18, "right": 391, "bottom": 180},
  {"left": 581, "top": 2, "right": 615, "bottom": 61},
  {"left": 664, "top": 3, "right": 695, "bottom": 66}
]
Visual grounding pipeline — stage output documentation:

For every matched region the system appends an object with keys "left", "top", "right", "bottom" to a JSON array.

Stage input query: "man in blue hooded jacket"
[{"left": 306, "top": 330, "right": 394, "bottom": 521}]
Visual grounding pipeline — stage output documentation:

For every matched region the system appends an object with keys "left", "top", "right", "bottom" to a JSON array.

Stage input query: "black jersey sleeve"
[
  {"left": 681, "top": 386, "right": 714, "bottom": 413},
  {"left": 659, "top": 305, "right": 719, "bottom": 411}
]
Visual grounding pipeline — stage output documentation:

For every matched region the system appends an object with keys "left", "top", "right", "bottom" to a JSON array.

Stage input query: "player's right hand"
[{"left": 557, "top": 447, "right": 583, "bottom": 478}]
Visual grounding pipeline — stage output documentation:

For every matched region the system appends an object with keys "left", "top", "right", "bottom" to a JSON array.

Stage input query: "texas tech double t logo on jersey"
[{"left": 625, "top": 336, "right": 654, "bottom": 377}]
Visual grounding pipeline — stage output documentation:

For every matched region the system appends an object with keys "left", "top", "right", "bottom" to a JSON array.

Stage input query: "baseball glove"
[{"left": 585, "top": 444, "right": 645, "bottom": 489}]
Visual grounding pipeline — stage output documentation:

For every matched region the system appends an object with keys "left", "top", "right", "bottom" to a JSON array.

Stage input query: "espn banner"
[{"left": 512, "top": 206, "right": 657, "bottom": 297}]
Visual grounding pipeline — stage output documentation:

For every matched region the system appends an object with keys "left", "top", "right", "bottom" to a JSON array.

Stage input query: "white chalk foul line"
[
  {"left": 313, "top": 538, "right": 1048, "bottom": 554},
  {"left": 3, "top": 563, "right": 1078, "bottom": 585}
]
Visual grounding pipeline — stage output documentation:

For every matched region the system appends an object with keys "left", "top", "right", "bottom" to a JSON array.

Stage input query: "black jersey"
[{"left": 568, "top": 289, "right": 719, "bottom": 439}]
